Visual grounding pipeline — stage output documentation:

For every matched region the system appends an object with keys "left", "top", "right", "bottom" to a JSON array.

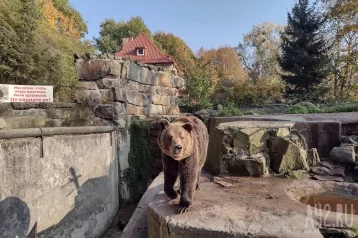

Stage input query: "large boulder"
[
  {"left": 228, "top": 152, "right": 267, "bottom": 177},
  {"left": 307, "top": 148, "right": 320, "bottom": 167},
  {"left": 268, "top": 137, "right": 308, "bottom": 173},
  {"left": 233, "top": 128, "right": 268, "bottom": 155},
  {"left": 329, "top": 146, "right": 356, "bottom": 164}
]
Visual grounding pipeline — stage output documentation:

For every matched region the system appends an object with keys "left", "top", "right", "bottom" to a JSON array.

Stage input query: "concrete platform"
[
  {"left": 124, "top": 172, "right": 358, "bottom": 238},
  {"left": 243, "top": 112, "right": 358, "bottom": 124}
]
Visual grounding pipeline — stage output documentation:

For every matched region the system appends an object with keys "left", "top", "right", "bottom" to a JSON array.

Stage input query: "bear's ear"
[
  {"left": 182, "top": 122, "right": 193, "bottom": 132},
  {"left": 159, "top": 119, "right": 170, "bottom": 130}
]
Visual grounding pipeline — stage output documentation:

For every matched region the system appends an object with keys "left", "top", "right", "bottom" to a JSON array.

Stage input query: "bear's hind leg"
[{"left": 163, "top": 155, "right": 179, "bottom": 199}]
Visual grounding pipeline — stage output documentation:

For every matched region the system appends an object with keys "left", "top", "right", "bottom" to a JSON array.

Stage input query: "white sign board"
[{"left": 0, "top": 84, "right": 53, "bottom": 103}]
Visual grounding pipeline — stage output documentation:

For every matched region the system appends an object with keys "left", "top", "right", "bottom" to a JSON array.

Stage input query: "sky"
[{"left": 69, "top": 0, "right": 297, "bottom": 53}]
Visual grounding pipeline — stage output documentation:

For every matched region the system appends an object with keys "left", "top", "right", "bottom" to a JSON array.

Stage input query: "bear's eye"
[{"left": 168, "top": 135, "right": 173, "bottom": 140}]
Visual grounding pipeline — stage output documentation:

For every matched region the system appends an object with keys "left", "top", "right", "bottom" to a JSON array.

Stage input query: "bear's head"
[{"left": 157, "top": 119, "right": 193, "bottom": 161}]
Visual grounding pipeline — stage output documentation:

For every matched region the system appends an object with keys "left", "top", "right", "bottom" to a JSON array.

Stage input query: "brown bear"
[{"left": 157, "top": 116, "right": 209, "bottom": 213}]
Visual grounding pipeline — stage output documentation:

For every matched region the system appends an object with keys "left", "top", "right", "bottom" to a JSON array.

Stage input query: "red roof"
[{"left": 114, "top": 33, "right": 175, "bottom": 65}]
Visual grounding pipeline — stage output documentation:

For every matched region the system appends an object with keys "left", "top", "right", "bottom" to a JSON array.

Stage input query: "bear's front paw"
[
  {"left": 164, "top": 188, "right": 178, "bottom": 199},
  {"left": 177, "top": 199, "right": 191, "bottom": 214}
]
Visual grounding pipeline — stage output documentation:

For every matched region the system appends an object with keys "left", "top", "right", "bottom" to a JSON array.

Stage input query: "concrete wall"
[{"left": 0, "top": 127, "right": 118, "bottom": 237}]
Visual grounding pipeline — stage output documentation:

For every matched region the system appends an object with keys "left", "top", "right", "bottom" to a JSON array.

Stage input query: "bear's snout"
[{"left": 174, "top": 145, "right": 183, "bottom": 153}]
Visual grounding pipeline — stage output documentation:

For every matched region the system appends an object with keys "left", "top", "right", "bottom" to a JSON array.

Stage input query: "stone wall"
[
  {"left": 0, "top": 127, "right": 118, "bottom": 237},
  {"left": 0, "top": 55, "right": 184, "bottom": 129},
  {"left": 0, "top": 102, "right": 93, "bottom": 129},
  {"left": 74, "top": 54, "right": 184, "bottom": 124},
  {"left": 206, "top": 117, "right": 341, "bottom": 176}
]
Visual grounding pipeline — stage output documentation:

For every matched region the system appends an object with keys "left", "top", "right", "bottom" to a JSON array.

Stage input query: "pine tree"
[{"left": 279, "top": 0, "right": 330, "bottom": 101}]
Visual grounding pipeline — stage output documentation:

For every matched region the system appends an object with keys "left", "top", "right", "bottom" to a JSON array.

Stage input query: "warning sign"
[{"left": 0, "top": 84, "right": 53, "bottom": 103}]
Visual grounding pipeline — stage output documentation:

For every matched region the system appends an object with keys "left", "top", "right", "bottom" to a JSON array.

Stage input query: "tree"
[
  {"left": 153, "top": 32, "right": 215, "bottom": 109},
  {"left": 321, "top": 0, "right": 358, "bottom": 101},
  {"left": 279, "top": 0, "right": 330, "bottom": 101},
  {"left": 199, "top": 46, "right": 247, "bottom": 84},
  {"left": 153, "top": 31, "right": 197, "bottom": 78},
  {"left": 94, "top": 16, "right": 151, "bottom": 54},
  {"left": 36, "top": 0, "right": 88, "bottom": 38},
  {"left": 183, "top": 64, "right": 214, "bottom": 110},
  {"left": 0, "top": 0, "right": 94, "bottom": 101},
  {"left": 0, "top": 0, "right": 40, "bottom": 84},
  {"left": 198, "top": 46, "right": 247, "bottom": 104},
  {"left": 237, "top": 22, "right": 283, "bottom": 83},
  {"left": 322, "top": 0, "right": 358, "bottom": 34}
]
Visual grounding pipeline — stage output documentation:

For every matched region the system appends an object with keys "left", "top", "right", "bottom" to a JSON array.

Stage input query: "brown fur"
[{"left": 157, "top": 116, "right": 209, "bottom": 213}]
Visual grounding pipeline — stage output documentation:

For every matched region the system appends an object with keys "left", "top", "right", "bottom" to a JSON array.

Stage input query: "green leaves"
[
  {"left": 94, "top": 16, "right": 151, "bottom": 54},
  {"left": 0, "top": 0, "right": 94, "bottom": 101},
  {"left": 279, "top": 0, "right": 330, "bottom": 102}
]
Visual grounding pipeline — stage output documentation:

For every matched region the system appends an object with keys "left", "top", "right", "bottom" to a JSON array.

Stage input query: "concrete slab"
[
  {"left": 146, "top": 174, "right": 358, "bottom": 238},
  {"left": 242, "top": 112, "right": 358, "bottom": 124}
]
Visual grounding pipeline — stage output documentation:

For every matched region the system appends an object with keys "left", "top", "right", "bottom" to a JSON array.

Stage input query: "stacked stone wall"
[{"left": 74, "top": 54, "right": 184, "bottom": 129}]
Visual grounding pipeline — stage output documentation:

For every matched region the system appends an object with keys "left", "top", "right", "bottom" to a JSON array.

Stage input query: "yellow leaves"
[
  {"left": 36, "top": 0, "right": 81, "bottom": 38},
  {"left": 199, "top": 46, "right": 247, "bottom": 85}
]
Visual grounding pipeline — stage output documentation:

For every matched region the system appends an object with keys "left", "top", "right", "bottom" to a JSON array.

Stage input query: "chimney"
[{"left": 122, "top": 37, "right": 133, "bottom": 46}]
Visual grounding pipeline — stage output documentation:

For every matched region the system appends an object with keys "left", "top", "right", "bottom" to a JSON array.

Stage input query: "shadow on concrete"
[
  {"left": 38, "top": 161, "right": 118, "bottom": 238},
  {"left": 0, "top": 196, "right": 30, "bottom": 238}
]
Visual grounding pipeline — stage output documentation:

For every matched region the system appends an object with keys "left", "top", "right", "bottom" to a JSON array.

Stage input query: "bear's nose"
[{"left": 175, "top": 145, "right": 182, "bottom": 151}]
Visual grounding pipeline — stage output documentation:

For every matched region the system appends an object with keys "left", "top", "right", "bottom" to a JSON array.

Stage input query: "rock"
[
  {"left": 158, "top": 72, "right": 171, "bottom": 87},
  {"left": 329, "top": 167, "right": 345, "bottom": 178},
  {"left": 140, "top": 85, "right": 156, "bottom": 94},
  {"left": 140, "top": 66, "right": 150, "bottom": 84},
  {"left": 162, "top": 106, "right": 180, "bottom": 115},
  {"left": 126, "top": 104, "right": 144, "bottom": 115},
  {"left": 159, "top": 95, "right": 170, "bottom": 106},
  {"left": 100, "top": 90, "right": 113, "bottom": 104},
  {"left": 145, "top": 105, "right": 163, "bottom": 115},
  {"left": 233, "top": 128, "right": 268, "bottom": 155},
  {"left": 245, "top": 155, "right": 267, "bottom": 177},
  {"left": 173, "top": 76, "right": 185, "bottom": 88},
  {"left": 307, "top": 148, "right": 320, "bottom": 167},
  {"left": 94, "top": 104, "right": 113, "bottom": 119},
  {"left": 267, "top": 128, "right": 291, "bottom": 137},
  {"left": 143, "top": 94, "right": 160, "bottom": 106},
  {"left": 39, "top": 103, "right": 77, "bottom": 109},
  {"left": 229, "top": 156, "right": 250, "bottom": 176},
  {"left": 113, "top": 102, "right": 126, "bottom": 116},
  {"left": 319, "top": 161, "right": 334, "bottom": 170},
  {"left": 75, "top": 89, "right": 101, "bottom": 107},
  {"left": 309, "top": 166, "right": 330, "bottom": 176},
  {"left": 125, "top": 90, "right": 143, "bottom": 106},
  {"left": 75, "top": 81, "right": 98, "bottom": 90},
  {"left": 211, "top": 177, "right": 233, "bottom": 187},
  {"left": 11, "top": 102, "right": 39, "bottom": 109},
  {"left": 309, "top": 175, "right": 345, "bottom": 182},
  {"left": 287, "top": 170, "right": 307, "bottom": 179},
  {"left": 97, "top": 78, "right": 120, "bottom": 89},
  {"left": 3, "top": 116, "right": 46, "bottom": 129},
  {"left": 329, "top": 146, "right": 356, "bottom": 164},
  {"left": 113, "top": 87, "right": 126, "bottom": 102},
  {"left": 0, "top": 118, "right": 6, "bottom": 129},
  {"left": 76, "top": 59, "right": 122, "bottom": 80},
  {"left": 268, "top": 137, "right": 309, "bottom": 173}
]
